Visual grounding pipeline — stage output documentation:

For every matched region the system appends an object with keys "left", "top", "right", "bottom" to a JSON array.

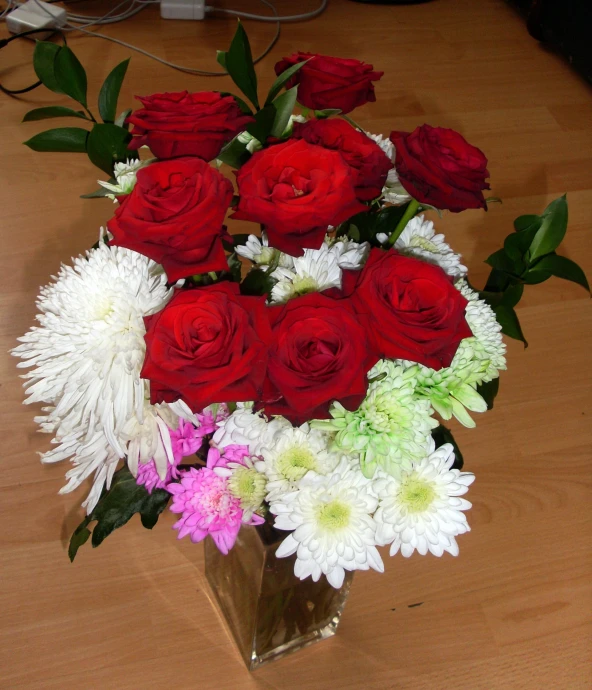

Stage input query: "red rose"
[
  {"left": 232, "top": 139, "right": 366, "bottom": 256},
  {"left": 345, "top": 249, "right": 472, "bottom": 370},
  {"left": 127, "top": 91, "right": 253, "bottom": 161},
  {"left": 390, "top": 125, "right": 490, "bottom": 212},
  {"left": 108, "top": 158, "right": 233, "bottom": 282},
  {"left": 274, "top": 52, "right": 383, "bottom": 114},
  {"left": 292, "top": 118, "right": 392, "bottom": 201},
  {"left": 142, "top": 283, "right": 271, "bottom": 412},
  {"left": 262, "top": 293, "right": 379, "bottom": 423}
]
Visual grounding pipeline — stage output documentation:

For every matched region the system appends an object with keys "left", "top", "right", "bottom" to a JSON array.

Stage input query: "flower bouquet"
[{"left": 14, "top": 23, "right": 589, "bottom": 669}]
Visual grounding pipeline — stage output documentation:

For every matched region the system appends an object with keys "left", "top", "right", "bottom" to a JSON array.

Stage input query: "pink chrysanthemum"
[
  {"left": 207, "top": 444, "right": 251, "bottom": 469},
  {"left": 136, "top": 455, "right": 182, "bottom": 494},
  {"left": 167, "top": 467, "right": 246, "bottom": 553}
]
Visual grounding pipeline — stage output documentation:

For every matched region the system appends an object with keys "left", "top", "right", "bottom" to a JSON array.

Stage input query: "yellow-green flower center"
[
  {"left": 228, "top": 467, "right": 266, "bottom": 509},
  {"left": 409, "top": 235, "right": 441, "bottom": 253},
  {"left": 398, "top": 476, "right": 436, "bottom": 513},
  {"left": 291, "top": 275, "right": 319, "bottom": 297},
  {"left": 276, "top": 445, "right": 317, "bottom": 481},
  {"left": 316, "top": 499, "right": 351, "bottom": 531}
]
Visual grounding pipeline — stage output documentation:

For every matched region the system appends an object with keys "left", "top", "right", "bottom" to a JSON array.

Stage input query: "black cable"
[{"left": 0, "top": 27, "right": 61, "bottom": 96}]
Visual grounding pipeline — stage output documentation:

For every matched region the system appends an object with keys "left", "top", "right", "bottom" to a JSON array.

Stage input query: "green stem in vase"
[{"left": 388, "top": 198, "right": 420, "bottom": 246}]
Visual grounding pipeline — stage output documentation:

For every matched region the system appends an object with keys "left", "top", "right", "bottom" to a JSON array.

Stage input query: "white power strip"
[
  {"left": 6, "top": 0, "right": 66, "bottom": 38},
  {"left": 160, "top": 0, "right": 205, "bottom": 20}
]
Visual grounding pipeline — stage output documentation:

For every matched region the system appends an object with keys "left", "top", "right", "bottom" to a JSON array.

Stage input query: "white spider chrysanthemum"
[
  {"left": 272, "top": 458, "right": 384, "bottom": 588},
  {"left": 98, "top": 158, "right": 154, "bottom": 201},
  {"left": 373, "top": 440, "right": 475, "bottom": 557},
  {"left": 394, "top": 215, "right": 467, "bottom": 278},
  {"left": 254, "top": 423, "right": 341, "bottom": 502},
  {"left": 314, "top": 361, "right": 437, "bottom": 479},
  {"left": 212, "top": 403, "right": 291, "bottom": 456},
  {"left": 399, "top": 281, "right": 506, "bottom": 428},
  {"left": 12, "top": 242, "right": 175, "bottom": 512},
  {"left": 366, "top": 133, "right": 411, "bottom": 206},
  {"left": 235, "top": 231, "right": 294, "bottom": 269}
]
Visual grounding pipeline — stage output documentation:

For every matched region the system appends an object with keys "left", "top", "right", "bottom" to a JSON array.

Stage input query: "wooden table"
[{"left": 1, "top": 0, "right": 590, "bottom": 687}]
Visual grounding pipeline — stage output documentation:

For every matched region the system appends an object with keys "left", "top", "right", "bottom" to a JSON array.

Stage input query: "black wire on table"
[{"left": 0, "top": 27, "right": 61, "bottom": 96}]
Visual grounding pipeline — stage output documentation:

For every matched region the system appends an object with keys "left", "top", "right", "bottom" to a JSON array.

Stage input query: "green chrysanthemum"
[
  {"left": 314, "top": 361, "right": 437, "bottom": 479},
  {"left": 398, "top": 281, "right": 507, "bottom": 428}
]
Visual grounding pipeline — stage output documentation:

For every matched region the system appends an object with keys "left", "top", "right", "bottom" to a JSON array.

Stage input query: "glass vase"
[{"left": 204, "top": 520, "right": 354, "bottom": 670}]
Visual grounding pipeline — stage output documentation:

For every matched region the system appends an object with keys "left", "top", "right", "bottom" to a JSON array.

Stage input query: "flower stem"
[
  {"left": 388, "top": 199, "right": 420, "bottom": 246},
  {"left": 340, "top": 114, "right": 363, "bottom": 130}
]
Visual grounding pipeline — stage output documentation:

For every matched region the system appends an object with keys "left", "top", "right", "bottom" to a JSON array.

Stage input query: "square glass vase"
[{"left": 204, "top": 521, "right": 353, "bottom": 670}]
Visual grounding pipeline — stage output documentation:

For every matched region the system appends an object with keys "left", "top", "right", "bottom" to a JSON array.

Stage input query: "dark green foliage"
[{"left": 432, "top": 425, "right": 464, "bottom": 470}]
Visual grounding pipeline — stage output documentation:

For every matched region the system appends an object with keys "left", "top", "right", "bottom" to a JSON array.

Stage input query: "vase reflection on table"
[{"left": 205, "top": 520, "right": 354, "bottom": 670}]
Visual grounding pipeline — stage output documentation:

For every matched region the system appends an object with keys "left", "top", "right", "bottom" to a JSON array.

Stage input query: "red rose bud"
[
  {"left": 127, "top": 91, "right": 254, "bottom": 161},
  {"left": 274, "top": 52, "right": 383, "bottom": 115},
  {"left": 108, "top": 157, "right": 233, "bottom": 282},
  {"left": 262, "top": 293, "right": 379, "bottom": 424},
  {"left": 292, "top": 118, "right": 392, "bottom": 201},
  {"left": 347, "top": 249, "right": 473, "bottom": 370},
  {"left": 390, "top": 125, "right": 490, "bottom": 212},
  {"left": 142, "top": 283, "right": 271, "bottom": 412},
  {"left": 232, "top": 139, "right": 367, "bottom": 257}
]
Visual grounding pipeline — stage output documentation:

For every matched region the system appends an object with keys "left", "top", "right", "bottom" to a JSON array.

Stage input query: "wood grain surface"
[{"left": 1, "top": 0, "right": 591, "bottom": 688}]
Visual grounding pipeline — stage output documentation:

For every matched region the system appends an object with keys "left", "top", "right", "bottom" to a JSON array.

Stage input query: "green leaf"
[
  {"left": 225, "top": 20, "right": 259, "bottom": 109},
  {"left": 476, "top": 378, "right": 500, "bottom": 410},
  {"left": 528, "top": 194, "right": 568, "bottom": 263},
  {"left": 114, "top": 108, "right": 132, "bottom": 129},
  {"left": 23, "top": 106, "right": 89, "bottom": 122},
  {"left": 431, "top": 425, "right": 464, "bottom": 470},
  {"left": 526, "top": 253, "right": 590, "bottom": 293},
  {"left": 514, "top": 214, "right": 541, "bottom": 233},
  {"left": 265, "top": 59, "right": 309, "bottom": 105},
  {"left": 246, "top": 104, "right": 277, "bottom": 143},
  {"left": 33, "top": 41, "right": 63, "bottom": 94},
  {"left": 313, "top": 108, "right": 342, "bottom": 119},
  {"left": 494, "top": 304, "right": 528, "bottom": 346},
  {"left": 23, "top": 127, "right": 89, "bottom": 153},
  {"left": 54, "top": 46, "right": 88, "bottom": 108},
  {"left": 68, "top": 518, "right": 91, "bottom": 562},
  {"left": 98, "top": 58, "right": 130, "bottom": 123},
  {"left": 86, "top": 123, "right": 133, "bottom": 175},
  {"left": 485, "top": 248, "right": 519, "bottom": 274},
  {"left": 503, "top": 223, "right": 539, "bottom": 265},
  {"left": 216, "top": 134, "right": 251, "bottom": 168},
  {"left": 68, "top": 465, "right": 171, "bottom": 560},
  {"left": 240, "top": 268, "right": 277, "bottom": 297},
  {"left": 270, "top": 86, "right": 298, "bottom": 137},
  {"left": 216, "top": 50, "right": 227, "bottom": 69}
]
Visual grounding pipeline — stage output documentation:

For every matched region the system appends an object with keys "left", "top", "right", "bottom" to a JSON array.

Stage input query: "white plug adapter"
[
  {"left": 160, "top": 0, "right": 205, "bottom": 21},
  {"left": 6, "top": 0, "right": 66, "bottom": 39}
]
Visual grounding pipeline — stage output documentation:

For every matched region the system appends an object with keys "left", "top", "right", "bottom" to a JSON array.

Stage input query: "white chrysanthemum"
[
  {"left": 254, "top": 423, "right": 341, "bottom": 502},
  {"left": 398, "top": 281, "right": 506, "bottom": 428},
  {"left": 366, "top": 133, "right": 411, "bottom": 206},
  {"left": 237, "top": 130, "right": 264, "bottom": 154},
  {"left": 328, "top": 235, "right": 370, "bottom": 270},
  {"left": 12, "top": 242, "right": 175, "bottom": 512},
  {"left": 394, "top": 215, "right": 467, "bottom": 278},
  {"left": 373, "top": 440, "right": 475, "bottom": 557},
  {"left": 270, "top": 243, "right": 342, "bottom": 303},
  {"left": 212, "top": 404, "right": 291, "bottom": 456},
  {"left": 235, "top": 231, "right": 294, "bottom": 269},
  {"left": 271, "top": 458, "right": 384, "bottom": 588},
  {"left": 315, "top": 361, "right": 437, "bottom": 479},
  {"left": 98, "top": 158, "right": 154, "bottom": 201},
  {"left": 214, "top": 455, "right": 267, "bottom": 521}
]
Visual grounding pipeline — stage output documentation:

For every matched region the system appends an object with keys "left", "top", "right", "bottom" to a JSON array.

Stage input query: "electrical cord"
[
  {"left": 206, "top": 0, "right": 327, "bottom": 22},
  {"left": 0, "top": 26, "right": 62, "bottom": 95}
]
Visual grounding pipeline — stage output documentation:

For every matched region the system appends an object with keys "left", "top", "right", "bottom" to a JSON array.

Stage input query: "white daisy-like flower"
[
  {"left": 366, "top": 133, "right": 411, "bottom": 206},
  {"left": 254, "top": 423, "right": 341, "bottom": 502},
  {"left": 271, "top": 458, "right": 384, "bottom": 588},
  {"left": 373, "top": 440, "right": 475, "bottom": 557},
  {"left": 98, "top": 158, "right": 154, "bottom": 201},
  {"left": 270, "top": 243, "right": 342, "bottom": 303},
  {"left": 394, "top": 215, "right": 467, "bottom": 278},
  {"left": 315, "top": 361, "right": 437, "bottom": 479},
  {"left": 398, "top": 281, "right": 506, "bottom": 428},
  {"left": 212, "top": 404, "right": 291, "bottom": 456},
  {"left": 235, "top": 231, "right": 294, "bottom": 269},
  {"left": 12, "top": 242, "right": 175, "bottom": 512},
  {"left": 329, "top": 235, "right": 370, "bottom": 270}
]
